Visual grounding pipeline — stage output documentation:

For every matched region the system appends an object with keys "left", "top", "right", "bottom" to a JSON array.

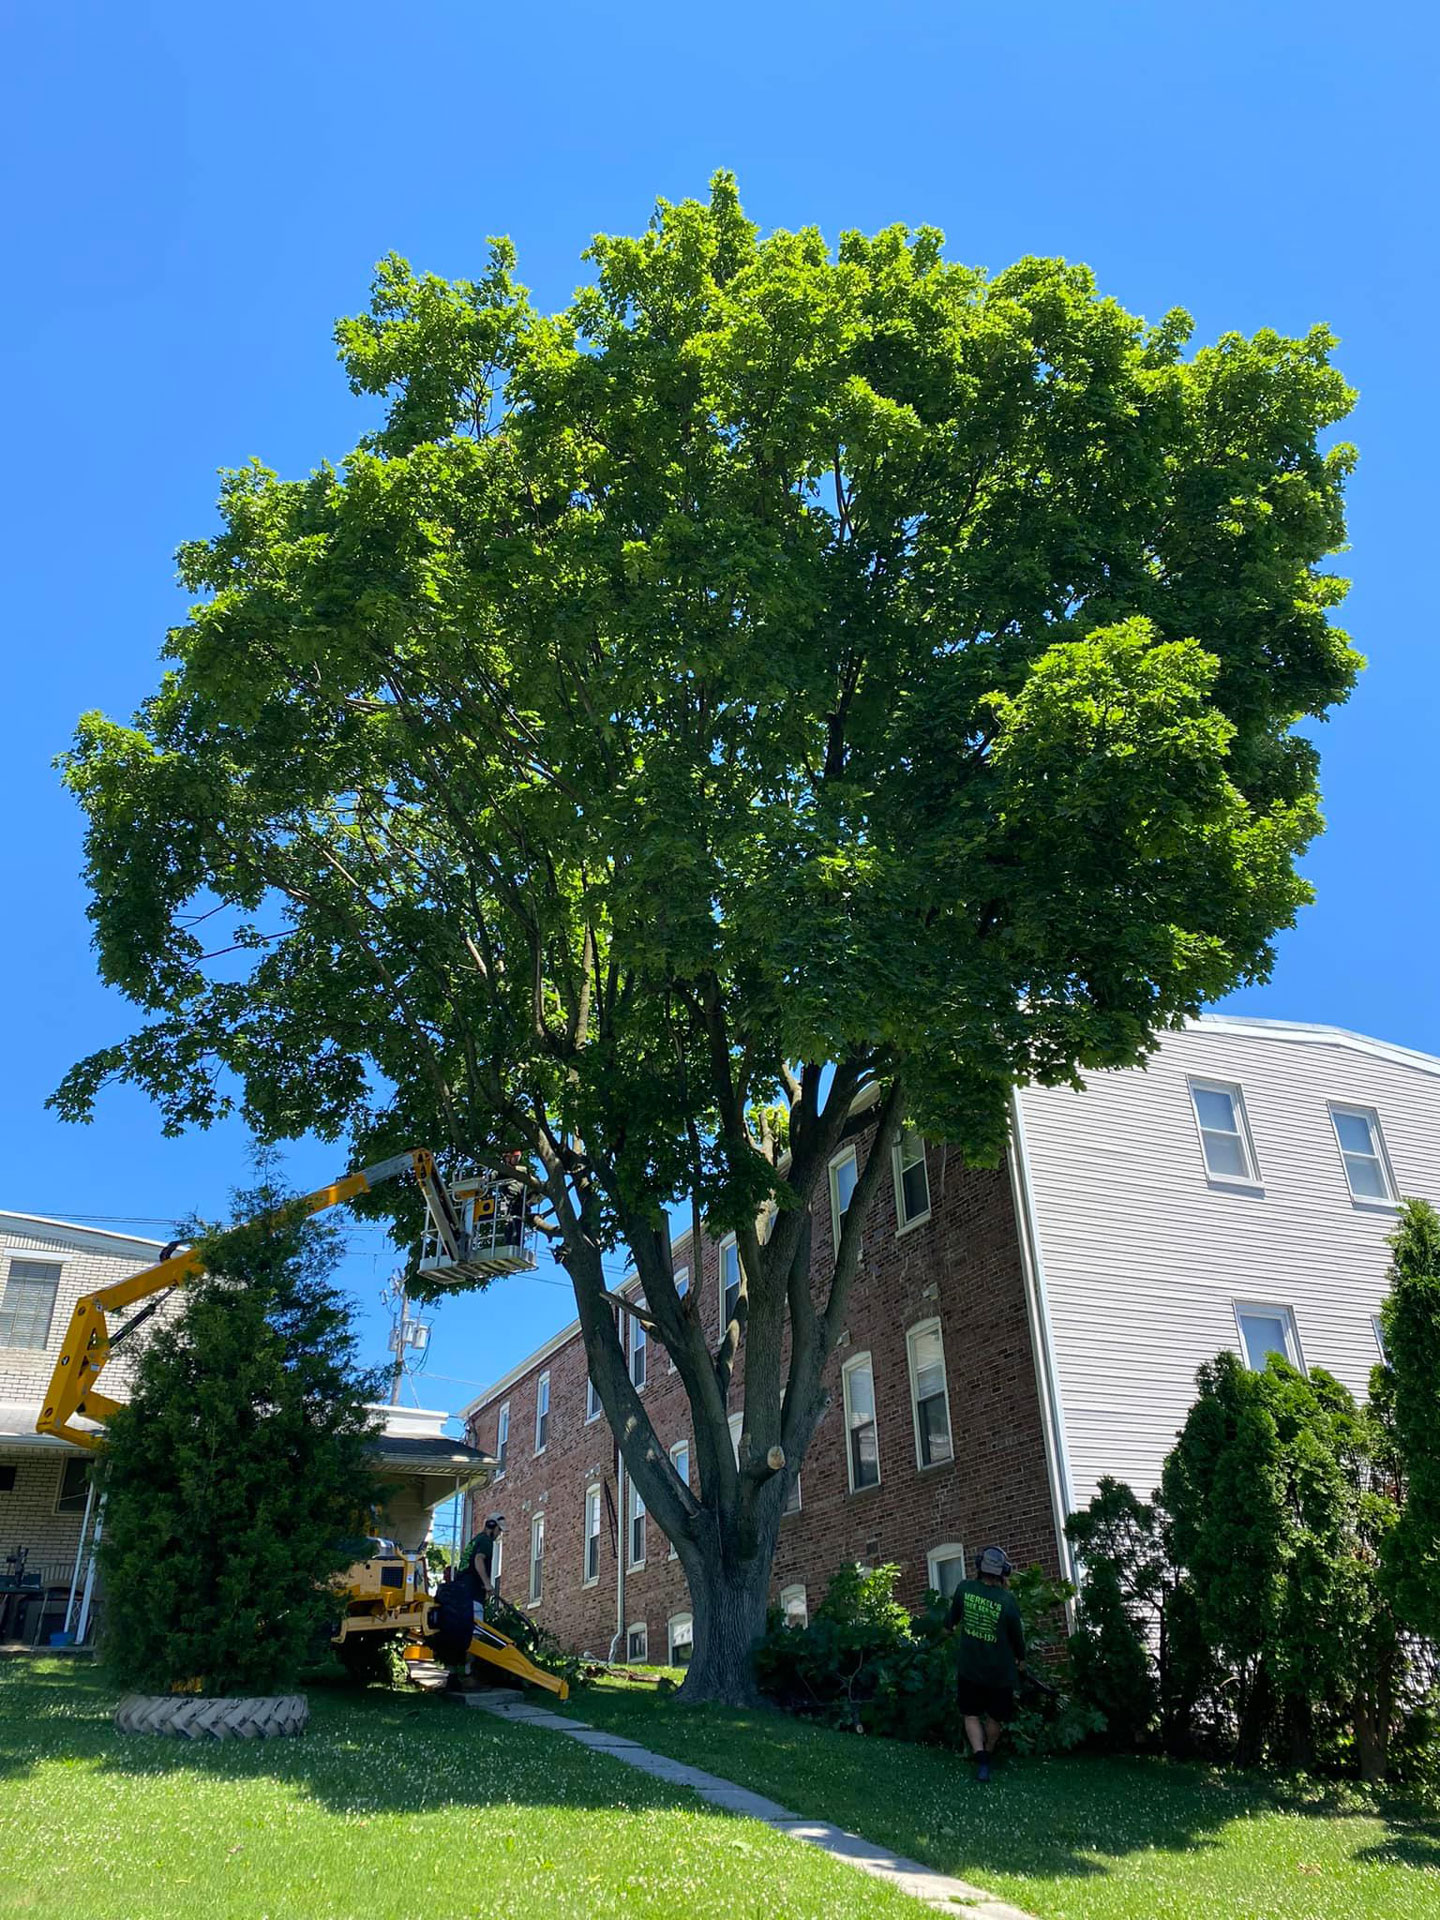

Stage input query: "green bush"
[
  {"left": 485, "top": 1594, "right": 586, "bottom": 1693},
  {"left": 754, "top": 1561, "right": 1098, "bottom": 1754}
]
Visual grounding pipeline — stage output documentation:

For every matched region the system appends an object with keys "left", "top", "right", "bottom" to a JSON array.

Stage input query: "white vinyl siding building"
[{"left": 1013, "top": 1018, "right": 1440, "bottom": 1543}]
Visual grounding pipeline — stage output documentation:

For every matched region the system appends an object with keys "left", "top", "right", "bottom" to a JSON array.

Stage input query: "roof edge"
[
  {"left": 1194, "top": 1014, "right": 1440, "bottom": 1079},
  {"left": 0, "top": 1211, "right": 169, "bottom": 1261}
]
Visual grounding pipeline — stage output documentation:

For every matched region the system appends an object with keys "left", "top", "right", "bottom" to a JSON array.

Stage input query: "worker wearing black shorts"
[{"left": 946, "top": 1545, "right": 1026, "bottom": 1781}]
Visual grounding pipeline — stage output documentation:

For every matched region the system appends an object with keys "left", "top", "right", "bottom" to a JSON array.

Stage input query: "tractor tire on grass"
[{"left": 113, "top": 1693, "right": 309, "bottom": 1739}]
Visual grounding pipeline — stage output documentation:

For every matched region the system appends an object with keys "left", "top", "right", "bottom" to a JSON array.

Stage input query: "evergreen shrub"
[{"left": 97, "top": 1186, "right": 382, "bottom": 1697}]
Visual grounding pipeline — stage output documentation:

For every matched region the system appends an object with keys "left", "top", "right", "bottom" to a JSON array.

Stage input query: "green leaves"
[{"left": 56, "top": 172, "right": 1357, "bottom": 1273}]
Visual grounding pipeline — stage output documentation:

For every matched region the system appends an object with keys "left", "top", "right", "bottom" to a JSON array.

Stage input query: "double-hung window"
[
  {"left": 829, "top": 1147, "right": 859, "bottom": 1250},
  {"left": 629, "top": 1299, "right": 647, "bottom": 1389},
  {"left": 626, "top": 1622, "right": 648, "bottom": 1662},
  {"left": 1329, "top": 1105, "right": 1395, "bottom": 1203},
  {"left": 842, "top": 1352, "right": 880, "bottom": 1491},
  {"left": 0, "top": 1259, "right": 62, "bottom": 1351},
  {"left": 534, "top": 1371, "right": 550, "bottom": 1453},
  {"left": 668, "top": 1613, "right": 693, "bottom": 1666},
  {"left": 528, "top": 1512, "right": 545, "bottom": 1604},
  {"left": 1189, "top": 1080, "right": 1259, "bottom": 1183},
  {"left": 628, "top": 1478, "right": 646, "bottom": 1568},
  {"left": 779, "top": 1583, "right": 808, "bottom": 1629},
  {"left": 673, "top": 1262, "right": 690, "bottom": 1299},
  {"left": 719, "top": 1237, "right": 740, "bottom": 1328},
  {"left": 1235, "top": 1302, "right": 1303, "bottom": 1374},
  {"left": 893, "top": 1129, "right": 931, "bottom": 1230},
  {"left": 668, "top": 1441, "right": 689, "bottom": 1557},
  {"left": 907, "top": 1320, "right": 953, "bottom": 1467},
  {"left": 583, "top": 1482, "right": 602, "bottom": 1586},
  {"left": 585, "top": 1374, "right": 602, "bottom": 1422},
  {"left": 494, "top": 1401, "right": 510, "bottom": 1475}
]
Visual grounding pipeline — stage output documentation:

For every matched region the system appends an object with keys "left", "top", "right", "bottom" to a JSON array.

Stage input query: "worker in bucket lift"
[
  {"left": 434, "top": 1517, "right": 503, "bottom": 1686},
  {"left": 495, "top": 1152, "right": 527, "bottom": 1250}
]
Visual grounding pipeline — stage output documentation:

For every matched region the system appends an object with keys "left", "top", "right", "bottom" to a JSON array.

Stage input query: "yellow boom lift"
[{"left": 37, "top": 1149, "right": 568, "bottom": 1700}]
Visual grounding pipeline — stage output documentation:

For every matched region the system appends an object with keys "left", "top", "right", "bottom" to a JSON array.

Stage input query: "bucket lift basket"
[{"left": 416, "top": 1173, "right": 536, "bottom": 1285}]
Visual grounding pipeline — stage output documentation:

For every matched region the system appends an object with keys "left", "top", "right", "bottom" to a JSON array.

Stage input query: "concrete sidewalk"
[{"left": 460, "top": 1689, "right": 1035, "bottom": 1918}]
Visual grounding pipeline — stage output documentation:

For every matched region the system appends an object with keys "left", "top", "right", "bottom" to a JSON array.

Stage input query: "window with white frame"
[
  {"left": 0, "top": 1259, "right": 62, "bottom": 1351},
  {"left": 779, "top": 1583, "right": 808, "bottom": 1629},
  {"left": 491, "top": 1527, "right": 504, "bottom": 1587},
  {"left": 494, "top": 1400, "right": 510, "bottom": 1474},
  {"left": 534, "top": 1371, "right": 550, "bottom": 1453},
  {"left": 583, "top": 1482, "right": 602, "bottom": 1586},
  {"left": 927, "top": 1543, "right": 967, "bottom": 1599},
  {"left": 668, "top": 1440, "right": 689, "bottom": 1557},
  {"left": 829, "top": 1147, "right": 859, "bottom": 1248},
  {"left": 1329, "top": 1105, "right": 1395, "bottom": 1203},
  {"left": 528, "top": 1511, "right": 545, "bottom": 1604},
  {"left": 629, "top": 1299, "right": 647, "bottom": 1389},
  {"left": 585, "top": 1373, "right": 602, "bottom": 1422},
  {"left": 1189, "top": 1080, "right": 1259, "bottom": 1183},
  {"left": 842, "top": 1352, "right": 880, "bottom": 1491},
  {"left": 668, "top": 1265, "right": 688, "bottom": 1370},
  {"left": 626, "top": 1621, "right": 648, "bottom": 1662},
  {"left": 907, "top": 1319, "right": 953, "bottom": 1468},
  {"left": 720, "top": 1236, "right": 740, "bottom": 1327},
  {"left": 1235, "top": 1302, "right": 1302, "bottom": 1373},
  {"left": 893, "top": 1129, "right": 931, "bottom": 1230},
  {"left": 667, "top": 1612, "right": 693, "bottom": 1666},
  {"left": 628, "top": 1478, "right": 646, "bottom": 1568}
]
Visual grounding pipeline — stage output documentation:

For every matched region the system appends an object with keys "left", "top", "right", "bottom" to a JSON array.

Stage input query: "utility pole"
[{"left": 382, "top": 1270, "right": 430, "bottom": 1405}]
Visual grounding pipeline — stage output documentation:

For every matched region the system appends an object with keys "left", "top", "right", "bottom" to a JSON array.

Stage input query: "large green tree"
[
  {"left": 57, "top": 176, "right": 1358, "bottom": 1701},
  {"left": 1377, "top": 1198, "right": 1440, "bottom": 1640}
]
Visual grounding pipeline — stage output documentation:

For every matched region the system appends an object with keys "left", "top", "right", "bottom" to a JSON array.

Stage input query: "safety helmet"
[
  {"left": 977, "top": 1545, "right": 1013, "bottom": 1578},
  {"left": 484, "top": 1512, "right": 505, "bottom": 1531}
]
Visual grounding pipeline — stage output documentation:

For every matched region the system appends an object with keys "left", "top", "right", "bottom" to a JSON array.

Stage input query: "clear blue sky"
[{"left": 2, "top": 1, "right": 1435, "bottom": 1416}]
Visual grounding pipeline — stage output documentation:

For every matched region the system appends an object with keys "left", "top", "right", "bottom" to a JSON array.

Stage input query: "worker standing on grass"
[{"left": 947, "top": 1545, "right": 1026, "bottom": 1782}]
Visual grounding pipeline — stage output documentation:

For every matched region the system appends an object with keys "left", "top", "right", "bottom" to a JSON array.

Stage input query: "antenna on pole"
[{"left": 382, "top": 1269, "right": 431, "bottom": 1406}]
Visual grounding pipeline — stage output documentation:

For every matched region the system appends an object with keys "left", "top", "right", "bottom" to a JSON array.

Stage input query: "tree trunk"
[
  {"left": 1236, "top": 1661, "right": 1273, "bottom": 1769},
  {"left": 1354, "top": 1689, "right": 1390, "bottom": 1785},
  {"left": 677, "top": 1546, "right": 774, "bottom": 1707}
]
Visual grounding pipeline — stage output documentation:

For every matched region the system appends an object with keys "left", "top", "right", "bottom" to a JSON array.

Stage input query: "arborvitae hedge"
[{"left": 97, "top": 1187, "right": 382, "bottom": 1697}]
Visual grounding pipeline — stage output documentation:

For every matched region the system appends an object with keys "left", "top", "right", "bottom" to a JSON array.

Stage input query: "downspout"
[
  {"left": 609, "top": 1444, "right": 626, "bottom": 1662},
  {"left": 1007, "top": 1090, "right": 1078, "bottom": 1590}
]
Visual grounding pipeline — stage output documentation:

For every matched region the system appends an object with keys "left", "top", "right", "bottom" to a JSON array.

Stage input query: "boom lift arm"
[{"left": 37, "top": 1149, "right": 465, "bottom": 1450}]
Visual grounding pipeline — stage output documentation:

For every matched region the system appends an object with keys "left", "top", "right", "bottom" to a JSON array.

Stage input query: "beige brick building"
[{"left": 0, "top": 1211, "right": 165, "bottom": 1640}]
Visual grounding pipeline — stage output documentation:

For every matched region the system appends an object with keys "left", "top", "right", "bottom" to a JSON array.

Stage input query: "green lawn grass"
[
  {"left": 0, "top": 1657, "right": 920, "bottom": 1920},
  {"left": 566, "top": 1675, "right": 1440, "bottom": 1920}
]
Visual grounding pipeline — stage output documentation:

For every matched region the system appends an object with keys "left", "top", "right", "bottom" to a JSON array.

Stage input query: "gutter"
[{"left": 1007, "top": 1089, "right": 1078, "bottom": 1588}]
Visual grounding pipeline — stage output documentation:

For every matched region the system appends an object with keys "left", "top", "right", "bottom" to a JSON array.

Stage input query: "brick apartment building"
[{"left": 465, "top": 1017, "right": 1437, "bottom": 1666}]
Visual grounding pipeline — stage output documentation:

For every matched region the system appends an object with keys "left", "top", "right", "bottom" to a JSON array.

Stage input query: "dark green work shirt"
[{"left": 946, "top": 1579, "right": 1025, "bottom": 1688}]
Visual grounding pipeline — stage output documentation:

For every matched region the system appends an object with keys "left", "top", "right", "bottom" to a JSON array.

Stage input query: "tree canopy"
[{"left": 57, "top": 175, "right": 1359, "bottom": 1698}]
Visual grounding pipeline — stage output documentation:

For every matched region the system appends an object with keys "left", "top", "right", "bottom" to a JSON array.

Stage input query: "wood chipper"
[{"left": 36, "top": 1150, "right": 566, "bottom": 1699}]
